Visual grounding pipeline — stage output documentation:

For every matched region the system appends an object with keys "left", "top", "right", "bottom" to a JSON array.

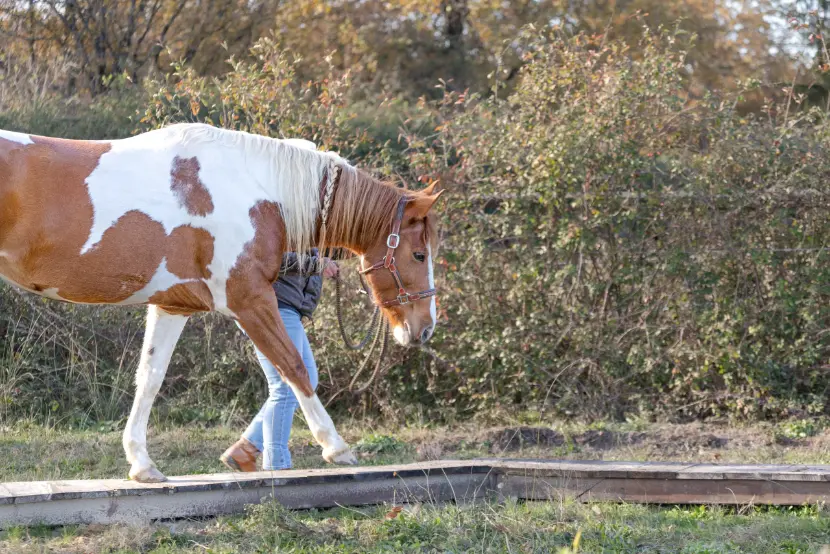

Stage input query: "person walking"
[{"left": 220, "top": 248, "right": 338, "bottom": 471}]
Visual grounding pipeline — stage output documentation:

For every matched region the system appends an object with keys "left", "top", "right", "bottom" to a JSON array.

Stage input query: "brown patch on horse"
[
  {"left": 166, "top": 225, "right": 214, "bottom": 279},
  {"left": 226, "top": 201, "right": 314, "bottom": 397},
  {"left": 227, "top": 201, "right": 284, "bottom": 297},
  {"left": 60, "top": 210, "right": 167, "bottom": 303},
  {"left": 149, "top": 282, "right": 214, "bottom": 314},
  {"left": 170, "top": 156, "right": 214, "bottom": 217},
  {"left": 0, "top": 136, "right": 170, "bottom": 302},
  {"left": 0, "top": 137, "right": 222, "bottom": 309},
  {"left": 0, "top": 190, "right": 21, "bottom": 247}
]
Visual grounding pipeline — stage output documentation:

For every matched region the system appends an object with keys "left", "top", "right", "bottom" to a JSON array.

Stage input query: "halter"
[
  {"left": 359, "top": 195, "right": 437, "bottom": 308},
  {"left": 321, "top": 162, "right": 436, "bottom": 309}
]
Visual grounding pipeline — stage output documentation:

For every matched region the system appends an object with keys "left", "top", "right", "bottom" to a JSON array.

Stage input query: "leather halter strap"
[{"left": 359, "top": 196, "right": 437, "bottom": 308}]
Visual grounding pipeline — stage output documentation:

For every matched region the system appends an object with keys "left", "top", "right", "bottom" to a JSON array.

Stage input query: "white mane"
[{"left": 169, "top": 123, "right": 349, "bottom": 260}]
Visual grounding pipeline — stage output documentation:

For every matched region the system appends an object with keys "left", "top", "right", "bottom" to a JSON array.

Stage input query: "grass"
[
  {"left": 1, "top": 497, "right": 829, "bottom": 553},
  {"left": 3, "top": 418, "right": 830, "bottom": 552},
  {"left": 6, "top": 417, "right": 830, "bottom": 482}
]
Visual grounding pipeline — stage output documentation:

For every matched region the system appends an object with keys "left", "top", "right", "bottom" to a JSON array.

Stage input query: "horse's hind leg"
[
  {"left": 123, "top": 305, "right": 189, "bottom": 482},
  {"left": 234, "top": 289, "right": 357, "bottom": 466}
]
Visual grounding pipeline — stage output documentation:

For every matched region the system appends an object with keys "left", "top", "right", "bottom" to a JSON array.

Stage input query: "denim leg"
[{"left": 242, "top": 307, "right": 318, "bottom": 470}]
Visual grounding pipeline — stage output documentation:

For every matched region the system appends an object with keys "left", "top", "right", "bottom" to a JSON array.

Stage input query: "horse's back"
[{"left": 0, "top": 125, "right": 273, "bottom": 311}]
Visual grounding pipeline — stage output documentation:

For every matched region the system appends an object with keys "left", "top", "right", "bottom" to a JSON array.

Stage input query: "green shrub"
[
  {"left": 0, "top": 58, "right": 141, "bottom": 139},
  {"left": 411, "top": 27, "right": 830, "bottom": 420},
  {"left": 5, "top": 25, "right": 830, "bottom": 426}
]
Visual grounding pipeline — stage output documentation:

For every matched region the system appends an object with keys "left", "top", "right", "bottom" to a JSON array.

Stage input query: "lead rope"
[
  {"left": 334, "top": 271, "right": 380, "bottom": 351},
  {"left": 329, "top": 270, "right": 391, "bottom": 403}
]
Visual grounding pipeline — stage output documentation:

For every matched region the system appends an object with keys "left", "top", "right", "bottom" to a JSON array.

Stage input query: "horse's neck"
[{"left": 319, "top": 167, "right": 402, "bottom": 256}]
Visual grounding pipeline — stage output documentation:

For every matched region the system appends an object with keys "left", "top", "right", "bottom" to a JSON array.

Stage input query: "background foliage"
[{"left": 2, "top": 2, "right": 830, "bottom": 427}]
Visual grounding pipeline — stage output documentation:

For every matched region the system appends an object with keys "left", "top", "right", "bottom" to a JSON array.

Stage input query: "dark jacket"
[{"left": 274, "top": 249, "right": 323, "bottom": 319}]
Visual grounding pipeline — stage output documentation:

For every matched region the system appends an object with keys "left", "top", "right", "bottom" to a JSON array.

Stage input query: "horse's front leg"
[
  {"left": 234, "top": 287, "right": 356, "bottom": 466},
  {"left": 123, "top": 304, "right": 189, "bottom": 482}
]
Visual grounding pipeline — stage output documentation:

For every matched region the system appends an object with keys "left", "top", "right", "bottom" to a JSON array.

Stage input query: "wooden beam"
[
  {"left": 0, "top": 461, "right": 496, "bottom": 527},
  {"left": 491, "top": 460, "right": 830, "bottom": 505},
  {"left": 3, "top": 459, "right": 830, "bottom": 528}
]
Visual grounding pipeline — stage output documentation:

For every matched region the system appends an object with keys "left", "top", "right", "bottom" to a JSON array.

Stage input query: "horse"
[{"left": 0, "top": 123, "right": 442, "bottom": 482}]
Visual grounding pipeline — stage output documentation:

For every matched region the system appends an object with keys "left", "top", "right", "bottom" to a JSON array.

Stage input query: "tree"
[{"left": 0, "top": 0, "right": 279, "bottom": 93}]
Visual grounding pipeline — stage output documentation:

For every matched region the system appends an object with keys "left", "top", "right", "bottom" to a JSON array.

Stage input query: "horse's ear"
[
  {"left": 410, "top": 190, "right": 445, "bottom": 218},
  {"left": 421, "top": 181, "right": 440, "bottom": 195}
]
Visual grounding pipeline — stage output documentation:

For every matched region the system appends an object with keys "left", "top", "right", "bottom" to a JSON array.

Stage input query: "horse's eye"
[{"left": 413, "top": 252, "right": 426, "bottom": 263}]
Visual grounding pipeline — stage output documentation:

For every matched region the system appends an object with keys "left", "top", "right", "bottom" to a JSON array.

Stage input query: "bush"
[
  {"left": 412, "top": 27, "right": 830, "bottom": 420},
  {"left": 4, "top": 26, "right": 830, "bottom": 426},
  {"left": 0, "top": 56, "right": 142, "bottom": 139}
]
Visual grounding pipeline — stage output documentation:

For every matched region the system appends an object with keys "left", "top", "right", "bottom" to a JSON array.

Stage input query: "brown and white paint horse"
[{"left": 0, "top": 123, "right": 442, "bottom": 482}]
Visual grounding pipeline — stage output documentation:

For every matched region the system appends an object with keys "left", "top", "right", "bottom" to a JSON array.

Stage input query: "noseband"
[{"left": 359, "top": 196, "right": 437, "bottom": 308}]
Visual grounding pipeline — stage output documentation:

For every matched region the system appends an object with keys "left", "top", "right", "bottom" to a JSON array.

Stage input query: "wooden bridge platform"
[{"left": 3, "top": 459, "right": 830, "bottom": 527}]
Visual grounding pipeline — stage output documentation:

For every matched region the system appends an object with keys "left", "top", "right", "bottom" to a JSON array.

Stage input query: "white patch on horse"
[
  {"left": 78, "top": 124, "right": 348, "bottom": 312},
  {"left": 81, "top": 129, "right": 189, "bottom": 254},
  {"left": 289, "top": 388, "right": 357, "bottom": 465},
  {"left": 116, "top": 258, "right": 192, "bottom": 305},
  {"left": 393, "top": 324, "right": 410, "bottom": 346},
  {"left": 0, "top": 129, "right": 33, "bottom": 145},
  {"left": 123, "top": 305, "right": 189, "bottom": 482},
  {"left": 40, "top": 288, "right": 67, "bottom": 301},
  {"left": 427, "top": 243, "right": 436, "bottom": 327}
]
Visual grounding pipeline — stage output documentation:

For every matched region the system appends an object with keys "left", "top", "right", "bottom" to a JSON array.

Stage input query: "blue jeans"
[{"left": 242, "top": 307, "right": 318, "bottom": 470}]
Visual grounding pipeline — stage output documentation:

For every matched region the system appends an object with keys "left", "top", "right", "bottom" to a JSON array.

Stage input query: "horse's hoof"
[
  {"left": 323, "top": 446, "right": 358, "bottom": 465},
  {"left": 129, "top": 465, "right": 168, "bottom": 483}
]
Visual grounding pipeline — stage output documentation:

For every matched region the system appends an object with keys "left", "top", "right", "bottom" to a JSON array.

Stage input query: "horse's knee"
[{"left": 281, "top": 360, "right": 314, "bottom": 397}]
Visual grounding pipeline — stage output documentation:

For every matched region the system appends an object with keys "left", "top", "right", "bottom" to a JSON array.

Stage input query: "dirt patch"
[
  {"left": 573, "top": 430, "right": 647, "bottom": 450},
  {"left": 486, "top": 427, "right": 566, "bottom": 452},
  {"left": 774, "top": 435, "right": 804, "bottom": 446},
  {"left": 478, "top": 426, "right": 732, "bottom": 454},
  {"left": 416, "top": 442, "right": 445, "bottom": 461},
  {"left": 645, "top": 427, "right": 752, "bottom": 456}
]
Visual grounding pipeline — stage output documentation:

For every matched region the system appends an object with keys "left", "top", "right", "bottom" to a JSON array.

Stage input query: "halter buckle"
[
  {"left": 387, "top": 233, "right": 400, "bottom": 249},
  {"left": 396, "top": 294, "right": 411, "bottom": 305}
]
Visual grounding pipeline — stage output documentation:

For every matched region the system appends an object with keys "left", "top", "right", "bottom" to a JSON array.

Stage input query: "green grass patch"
[
  {"left": 2, "top": 500, "right": 829, "bottom": 553},
  {"left": 3, "top": 420, "right": 830, "bottom": 552}
]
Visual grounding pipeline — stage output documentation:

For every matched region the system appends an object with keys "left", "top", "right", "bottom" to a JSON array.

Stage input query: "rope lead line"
[{"left": 333, "top": 271, "right": 390, "bottom": 396}]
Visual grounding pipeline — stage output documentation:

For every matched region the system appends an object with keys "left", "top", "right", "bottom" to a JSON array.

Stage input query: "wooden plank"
[
  {"left": 0, "top": 462, "right": 496, "bottom": 528},
  {"left": 0, "top": 460, "right": 494, "bottom": 505},
  {"left": 491, "top": 459, "right": 830, "bottom": 505},
  {"left": 1, "top": 473, "right": 495, "bottom": 527},
  {"left": 487, "top": 459, "right": 830, "bottom": 481},
  {"left": 4, "top": 458, "right": 830, "bottom": 528},
  {"left": 498, "top": 475, "right": 830, "bottom": 505}
]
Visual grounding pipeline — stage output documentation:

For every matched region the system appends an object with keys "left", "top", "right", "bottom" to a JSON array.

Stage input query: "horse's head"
[{"left": 360, "top": 186, "right": 443, "bottom": 347}]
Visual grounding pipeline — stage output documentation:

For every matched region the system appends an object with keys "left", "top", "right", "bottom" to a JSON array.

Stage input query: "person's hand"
[{"left": 322, "top": 259, "right": 339, "bottom": 279}]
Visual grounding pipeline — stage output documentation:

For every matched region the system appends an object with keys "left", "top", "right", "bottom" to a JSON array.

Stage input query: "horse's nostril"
[{"left": 420, "top": 326, "right": 433, "bottom": 344}]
